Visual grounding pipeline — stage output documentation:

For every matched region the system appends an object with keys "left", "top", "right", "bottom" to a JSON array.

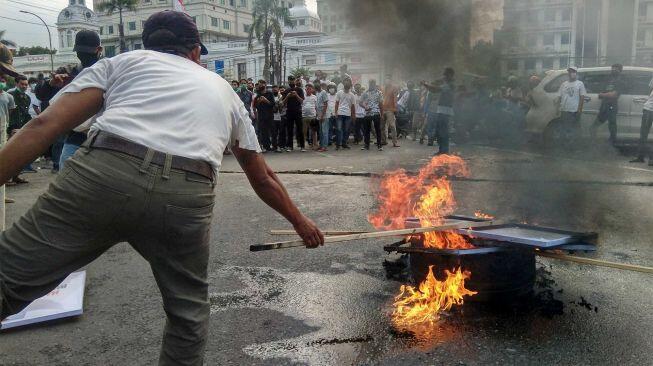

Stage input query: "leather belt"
[{"left": 89, "top": 131, "right": 214, "bottom": 181}]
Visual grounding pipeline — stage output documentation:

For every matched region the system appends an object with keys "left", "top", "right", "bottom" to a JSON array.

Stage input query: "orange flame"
[
  {"left": 368, "top": 154, "right": 473, "bottom": 249},
  {"left": 474, "top": 210, "right": 494, "bottom": 220},
  {"left": 392, "top": 266, "right": 477, "bottom": 326}
]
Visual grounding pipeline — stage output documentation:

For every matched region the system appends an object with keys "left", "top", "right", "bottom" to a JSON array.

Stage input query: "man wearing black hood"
[{"left": 35, "top": 30, "right": 103, "bottom": 171}]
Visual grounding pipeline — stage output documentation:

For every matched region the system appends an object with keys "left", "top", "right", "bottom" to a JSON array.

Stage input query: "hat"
[
  {"left": 567, "top": 66, "right": 578, "bottom": 72},
  {"left": 73, "top": 30, "right": 101, "bottom": 53},
  {"left": 0, "top": 43, "right": 20, "bottom": 78},
  {"left": 142, "top": 10, "right": 208, "bottom": 55}
]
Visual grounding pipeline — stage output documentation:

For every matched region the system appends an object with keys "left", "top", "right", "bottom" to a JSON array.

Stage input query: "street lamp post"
[{"left": 20, "top": 10, "right": 54, "bottom": 73}]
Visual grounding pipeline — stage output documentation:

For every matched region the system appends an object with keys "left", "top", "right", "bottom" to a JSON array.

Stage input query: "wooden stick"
[
  {"left": 250, "top": 223, "right": 467, "bottom": 252},
  {"left": 536, "top": 252, "right": 653, "bottom": 274},
  {"left": 270, "top": 229, "right": 368, "bottom": 236}
]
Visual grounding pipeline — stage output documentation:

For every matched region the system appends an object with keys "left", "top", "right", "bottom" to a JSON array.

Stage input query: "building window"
[
  {"left": 305, "top": 59, "right": 316, "bottom": 65},
  {"left": 99, "top": 26, "right": 103, "bottom": 35},
  {"left": 299, "top": 19, "right": 305, "bottom": 26},
  {"left": 525, "top": 59, "right": 536, "bottom": 71},
  {"left": 545, "top": 9, "right": 556, "bottom": 22},
  {"left": 223, "top": 20, "right": 231, "bottom": 29},
  {"left": 561, "top": 32, "right": 570, "bottom": 45},
  {"left": 561, "top": 8, "right": 571, "bottom": 22},
  {"left": 220, "top": 0, "right": 225, "bottom": 5},
  {"left": 243, "top": 24, "right": 251, "bottom": 33},
  {"left": 229, "top": 0, "right": 235, "bottom": 6},
  {"left": 507, "top": 60, "right": 519, "bottom": 71},
  {"left": 239, "top": 0, "right": 247, "bottom": 7},
  {"left": 129, "top": 21, "right": 136, "bottom": 31},
  {"left": 543, "top": 33, "right": 554, "bottom": 46},
  {"left": 559, "top": 57, "right": 568, "bottom": 68},
  {"left": 134, "top": 43, "right": 142, "bottom": 50},
  {"left": 66, "top": 30, "right": 73, "bottom": 48},
  {"left": 211, "top": 17, "right": 219, "bottom": 27},
  {"left": 192, "top": 16, "right": 197, "bottom": 23},
  {"left": 105, "top": 45, "right": 116, "bottom": 57},
  {"left": 639, "top": 2, "right": 648, "bottom": 17},
  {"left": 542, "top": 58, "right": 554, "bottom": 70},
  {"left": 108, "top": 25, "right": 114, "bottom": 34}
]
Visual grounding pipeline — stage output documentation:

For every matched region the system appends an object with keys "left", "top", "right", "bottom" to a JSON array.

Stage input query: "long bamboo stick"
[
  {"left": 268, "top": 229, "right": 653, "bottom": 274},
  {"left": 270, "top": 229, "right": 367, "bottom": 236},
  {"left": 536, "top": 251, "right": 653, "bottom": 274},
  {"left": 250, "top": 223, "right": 467, "bottom": 252}
]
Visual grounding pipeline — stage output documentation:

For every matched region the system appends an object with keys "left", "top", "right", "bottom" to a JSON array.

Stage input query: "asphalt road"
[{"left": 1, "top": 139, "right": 652, "bottom": 365}]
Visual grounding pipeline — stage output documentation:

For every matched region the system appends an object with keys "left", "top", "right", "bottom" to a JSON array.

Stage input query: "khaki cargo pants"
[{"left": 0, "top": 144, "right": 216, "bottom": 366}]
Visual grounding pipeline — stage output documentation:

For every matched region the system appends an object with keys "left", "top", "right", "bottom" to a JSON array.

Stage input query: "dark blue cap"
[{"left": 142, "top": 10, "right": 208, "bottom": 55}]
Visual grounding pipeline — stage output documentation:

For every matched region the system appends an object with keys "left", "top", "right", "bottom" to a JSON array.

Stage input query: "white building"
[
  {"left": 93, "top": 0, "right": 256, "bottom": 57},
  {"left": 13, "top": 0, "right": 99, "bottom": 77},
  {"left": 283, "top": 0, "right": 322, "bottom": 35}
]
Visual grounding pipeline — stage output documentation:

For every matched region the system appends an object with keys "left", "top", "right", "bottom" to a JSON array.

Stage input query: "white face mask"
[{"left": 29, "top": 83, "right": 37, "bottom": 90}]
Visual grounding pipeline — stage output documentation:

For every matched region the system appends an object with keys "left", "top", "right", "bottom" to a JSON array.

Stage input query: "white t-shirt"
[
  {"left": 52, "top": 50, "right": 260, "bottom": 174},
  {"left": 302, "top": 94, "right": 318, "bottom": 118},
  {"left": 559, "top": 80, "right": 587, "bottom": 113},
  {"left": 26, "top": 89, "right": 39, "bottom": 118},
  {"left": 335, "top": 90, "right": 356, "bottom": 117},
  {"left": 326, "top": 93, "right": 337, "bottom": 118},
  {"left": 643, "top": 89, "right": 653, "bottom": 112},
  {"left": 355, "top": 94, "right": 366, "bottom": 118}
]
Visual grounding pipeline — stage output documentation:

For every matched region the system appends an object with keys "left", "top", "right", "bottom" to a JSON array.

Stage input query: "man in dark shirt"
[
  {"left": 283, "top": 76, "right": 305, "bottom": 150},
  {"left": 237, "top": 78, "right": 254, "bottom": 119},
  {"left": 254, "top": 80, "right": 275, "bottom": 152},
  {"left": 8, "top": 76, "right": 32, "bottom": 184},
  {"left": 591, "top": 64, "right": 626, "bottom": 144}
]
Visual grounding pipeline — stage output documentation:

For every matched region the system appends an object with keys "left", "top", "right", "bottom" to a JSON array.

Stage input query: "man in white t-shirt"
[
  {"left": 557, "top": 66, "right": 587, "bottom": 145},
  {"left": 0, "top": 11, "right": 323, "bottom": 366},
  {"left": 334, "top": 78, "right": 357, "bottom": 150},
  {"left": 631, "top": 77, "right": 653, "bottom": 164}
]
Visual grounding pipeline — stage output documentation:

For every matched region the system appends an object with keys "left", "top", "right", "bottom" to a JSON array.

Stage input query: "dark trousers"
[
  {"left": 591, "top": 103, "right": 618, "bottom": 142},
  {"left": 363, "top": 114, "right": 382, "bottom": 148},
  {"left": 258, "top": 114, "right": 273, "bottom": 151},
  {"left": 353, "top": 117, "right": 363, "bottom": 143},
  {"left": 278, "top": 116, "right": 288, "bottom": 148},
  {"left": 0, "top": 146, "right": 215, "bottom": 366},
  {"left": 286, "top": 112, "right": 303, "bottom": 149},
  {"left": 637, "top": 109, "right": 653, "bottom": 159},
  {"left": 429, "top": 113, "right": 450, "bottom": 154},
  {"left": 271, "top": 119, "right": 281, "bottom": 150}
]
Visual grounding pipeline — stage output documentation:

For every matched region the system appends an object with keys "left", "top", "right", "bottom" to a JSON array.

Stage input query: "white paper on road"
[{"left": 1, "top": 271, "right": 86, "bottom": 330}]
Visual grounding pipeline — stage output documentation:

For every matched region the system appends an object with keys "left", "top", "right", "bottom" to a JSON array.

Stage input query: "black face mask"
[
  {"left": 77, "top": 52, "right": 99, "bottom": 68},
  {"left": 288, "top": 82, "right": 295, "bottom": 88}
]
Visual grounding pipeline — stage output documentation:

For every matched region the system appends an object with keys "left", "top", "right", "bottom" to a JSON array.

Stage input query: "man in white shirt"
[
  {"left": 631, "top": 78, "right": 653, "bottom": 165},
  {"left": 557, "top": 66, "right": 587, "bottom": 146},
  {"left": 334, "top": 78, "right": 357, "bottom": 150},
  {"left": 0, "top": 11, "right": 323, "bottom": 366}
]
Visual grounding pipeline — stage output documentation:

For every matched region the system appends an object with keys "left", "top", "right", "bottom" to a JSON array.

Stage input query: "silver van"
[{"left": 526, "top": 66, "right": 653, "bottom": 144}]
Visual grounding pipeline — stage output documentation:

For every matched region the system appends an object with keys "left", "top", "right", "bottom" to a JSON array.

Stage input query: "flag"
[{"left": 173, "top": 0, "right": 186, "bottom": 12}]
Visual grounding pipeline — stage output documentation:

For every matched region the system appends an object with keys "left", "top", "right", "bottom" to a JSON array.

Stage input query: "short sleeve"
[
  {"left": 8, "top": 94, "right": 15, "bottom": 109},
  {"left": 229, "top": 92, "right": 261, "bottom": 152},
  {"left": 51, "top": 58, "right": 111, "bottom": 103}
]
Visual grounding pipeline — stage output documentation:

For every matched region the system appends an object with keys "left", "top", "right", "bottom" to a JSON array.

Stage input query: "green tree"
[
  {"left": 96, "top": 0, "right": 138, "bottom": 54},
  {"left": 290, "top": 66, "right": 312, "bottom": 80},
  {"left": 468, "top": 41, "right": 503, "bottom": 86},
  {"left": 0, "top": 30, "right": 17, "bottom": 48},
  {"left": 17, "top": 46, "right": 57, "bottom": 56},
  {"left": 248, "top": 0, "right": 292, "bottom": 83}
]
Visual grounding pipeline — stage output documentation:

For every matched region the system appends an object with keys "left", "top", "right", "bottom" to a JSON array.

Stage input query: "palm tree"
[
  {"left": 248, "top": 0, "right": 292, "bottom": 83},
  {"left": 96, "top": 0, "right": 139, "bottom": 54},
  {"left": 0, "top": 30, "right": 17, "bottom": 48}
]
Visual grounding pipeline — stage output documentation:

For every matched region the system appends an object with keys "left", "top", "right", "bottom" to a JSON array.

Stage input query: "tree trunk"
[
  {"left": 118, "top": 8, "right": 127, "bottom": 54},
  {"left": 263, "top": 41, "right": 270, "bottom": 82}
]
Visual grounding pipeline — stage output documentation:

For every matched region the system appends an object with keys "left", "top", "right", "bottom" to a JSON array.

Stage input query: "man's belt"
[{"left": 89, "top": 131, "right": 214, "bottom": 181}]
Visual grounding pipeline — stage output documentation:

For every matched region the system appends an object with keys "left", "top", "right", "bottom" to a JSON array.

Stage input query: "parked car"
[{"left": 526, "top": 66, "right": 653, "bottom": 145}]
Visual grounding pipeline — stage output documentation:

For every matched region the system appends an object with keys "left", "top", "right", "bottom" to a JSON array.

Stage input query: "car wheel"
[{"left": 543, "top": 118, "right": 565, "bottom": 150}]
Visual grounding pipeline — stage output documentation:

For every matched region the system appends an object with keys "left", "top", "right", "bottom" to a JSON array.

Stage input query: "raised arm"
[
  {"left": 0, "top": 88, "right": 104, "bottom": 185},
  {"left": 232, "top": 146, "right": 324, "bottom": 248}
]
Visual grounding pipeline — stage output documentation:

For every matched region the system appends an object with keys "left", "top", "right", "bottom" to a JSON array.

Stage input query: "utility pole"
[
  {"left": 270, "top": 45, "right": 275, "bottom": 83},
  {"left": 283, "top": 46, "right": 288, "bottom": 82}
]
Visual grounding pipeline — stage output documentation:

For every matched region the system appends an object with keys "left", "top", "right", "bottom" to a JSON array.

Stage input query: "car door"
[{"left": 623, "top": 70, "right": 653, "bottom": 140}]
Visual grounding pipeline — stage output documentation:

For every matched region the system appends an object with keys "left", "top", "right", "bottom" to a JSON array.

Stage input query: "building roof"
[
  {"left": 57, "top": 0, "right": 97, "bottom": 26},
  {"left": 290, "top": 5, "right": 320, "bottom": 20}
]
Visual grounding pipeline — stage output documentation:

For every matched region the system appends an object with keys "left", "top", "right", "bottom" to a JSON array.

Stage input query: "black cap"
[
  {"left": 73, "top": 30, "right": 101, "bottom": 53},
  {"left": 142, "top": 10, "right": 208, "bottom": 55}
]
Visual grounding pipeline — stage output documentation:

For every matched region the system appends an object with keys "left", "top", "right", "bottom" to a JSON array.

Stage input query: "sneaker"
[
  {"left": 393, "top": 144, "right": 401, "bottom": 148},
  {"left": 378, "top": 147, "right": 384, "bottom": 151},
  {"left": 343, "top": 145, "right": 351, "bottom": 150},
  {"left": 285, "top": 148, "right": 292, "bottom": 152},
  {"left": 275, "top": 148, "right": 283, "bottom": 153},
  {"left": 630, "top": 157, "right": 645, "bottom": 163},
  {"left": 301, "top": 148, "right": 307, "bottom": 152},
  {"left": 361, "top": 146, "right": 368, "bottom": 150}
]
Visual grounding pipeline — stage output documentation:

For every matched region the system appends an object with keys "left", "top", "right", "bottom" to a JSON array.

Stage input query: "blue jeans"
[
  {"left": 59, "top": 142, "right": 82, "bottom": 170},
  {"left": 336, "top": 115, "right": 352, "bottom": 147},
  {"left": 320, "top": 118, "right": 331, "bottom": 148}
]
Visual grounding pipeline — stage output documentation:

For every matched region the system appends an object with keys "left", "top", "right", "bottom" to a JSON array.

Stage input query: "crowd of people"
[{"left": 231, "top": 67, "right": 458, "bottom": 155}]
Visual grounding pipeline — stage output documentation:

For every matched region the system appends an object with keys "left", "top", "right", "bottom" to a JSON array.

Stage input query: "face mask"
[
  {"left": 0, "top": 82, "right": 6, "bottom": 90},
  {"left": 240, "top": 85, "right": 247, "bottom": 92},
  {"left": 29, "top": 83, "right": 37, "bottom": 90}
]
